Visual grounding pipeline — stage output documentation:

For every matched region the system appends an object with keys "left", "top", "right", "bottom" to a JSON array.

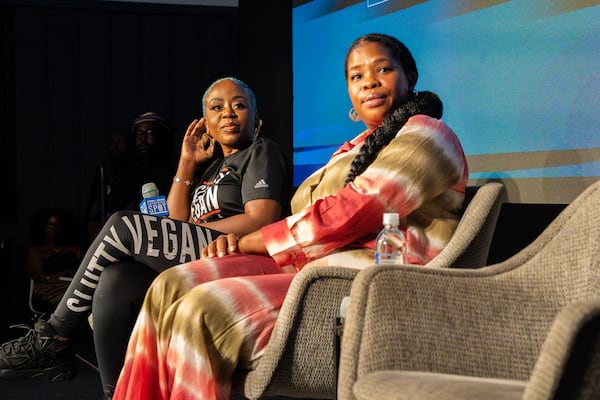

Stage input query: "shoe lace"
[{"left": 2, "top": 324, "right": 39, "bottom": 355}]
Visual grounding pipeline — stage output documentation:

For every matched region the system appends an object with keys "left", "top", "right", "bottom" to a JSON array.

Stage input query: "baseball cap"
[{"left": 131, "top": 112, "right": 170, "bottom": 132}]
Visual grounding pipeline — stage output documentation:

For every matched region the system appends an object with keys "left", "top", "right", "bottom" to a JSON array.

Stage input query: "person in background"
[
  {"left": 129, "top": 111, "right": 177, "bottom": 200},
  {"left": 86, "top": 113, "right": 176, "bottom": 244},
  {"left": 0, "top": 77, "right": 291, "bottom": 399},
  {"left": 112, "top": 32, "right": 469, "bottom": 400},
  {"left": 85, "top": 129, "right": 135, "bottom": 242},
  {"left": 25, "top": 207, "right": 81, "bottom": 313},
  {"left": 103, "top": 129, "right": 136, "bottom": 212}
]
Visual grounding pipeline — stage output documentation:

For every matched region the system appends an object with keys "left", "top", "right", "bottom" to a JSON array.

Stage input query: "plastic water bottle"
[{"left": 374, "top": 212, "right": 407, "bottom": 264}]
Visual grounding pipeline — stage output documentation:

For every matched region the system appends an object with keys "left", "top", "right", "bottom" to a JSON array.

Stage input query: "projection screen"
[{"left": 292, "top": 0, "right": 600, "bottom": 203}]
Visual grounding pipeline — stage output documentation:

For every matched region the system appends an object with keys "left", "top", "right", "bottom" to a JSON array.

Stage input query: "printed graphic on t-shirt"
[{"left": 191, "top": 167, "right": 232, "bottom": 224}]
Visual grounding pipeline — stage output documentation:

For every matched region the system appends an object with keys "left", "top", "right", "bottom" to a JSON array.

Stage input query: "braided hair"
[
  {"left": 345, "top": 91, "right": 443, "bottom": 184},
  {"left": 343, "top": 33, "right": 442, "bottom": 185}
]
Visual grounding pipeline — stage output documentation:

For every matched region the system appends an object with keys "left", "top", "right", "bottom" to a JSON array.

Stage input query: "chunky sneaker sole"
[{"left": 0, "top": 364, "right": 76, "bottom": 381}]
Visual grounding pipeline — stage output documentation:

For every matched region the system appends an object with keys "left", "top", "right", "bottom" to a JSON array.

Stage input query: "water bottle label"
[{"left": 375, "top": 252, "right": 398, "bottom": 264}]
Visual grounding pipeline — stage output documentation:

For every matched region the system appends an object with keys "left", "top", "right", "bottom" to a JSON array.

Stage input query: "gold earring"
[
  {"left": 253, "top": 119, "right": 263, "bottom": 141},
  {"left": 348, "top": 107, "right": 361, "bottom": 122}
]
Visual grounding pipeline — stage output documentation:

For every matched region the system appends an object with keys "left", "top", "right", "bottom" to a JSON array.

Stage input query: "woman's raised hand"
[{"left": 182, "top": 118, "right": 216, "bottom": 165}]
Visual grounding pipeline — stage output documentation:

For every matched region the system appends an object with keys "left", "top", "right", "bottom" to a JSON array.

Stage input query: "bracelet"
[{"left": 173, "top": 176, "right": 194, "bottom": 186}]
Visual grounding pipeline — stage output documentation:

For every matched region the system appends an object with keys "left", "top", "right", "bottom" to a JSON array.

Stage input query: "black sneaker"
[{"left": 0, "top": 318, "right": 76, "bottom": 381}]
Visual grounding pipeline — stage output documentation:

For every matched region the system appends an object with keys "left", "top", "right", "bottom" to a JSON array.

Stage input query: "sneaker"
[{"left": 0, "top": 318, "right": 76, "bottom": 381}]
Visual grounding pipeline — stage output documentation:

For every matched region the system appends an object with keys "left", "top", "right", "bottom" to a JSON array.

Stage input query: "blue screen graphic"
[{"left": 293, "top": 1, "right": 600, "bottom": 203}]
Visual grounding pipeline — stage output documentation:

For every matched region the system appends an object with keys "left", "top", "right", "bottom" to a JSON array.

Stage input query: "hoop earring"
[
  {"left": 253, "top": 118, "right": 263, "bottom": 141},
  {"left": 348, "top": 107, "right": 361, "bottom": 122}
]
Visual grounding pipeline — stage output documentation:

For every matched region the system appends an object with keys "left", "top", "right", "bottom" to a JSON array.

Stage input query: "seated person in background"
[
  {"left": 25, "top": 207, "right": 82, "bottom": 313},
  {"left": 85, "top": 129, "right": 134, "bottom": 241},
  {"left": 86, "top": 112, "right": 177, "bottom": 243},
  {"left": 125, "top": 111, "right": 177, "bottom": 207},
  {"left": 0, "top": 77, "right": 291, "bottom": 399},
  {"left": 107, "top": 128, "right": 136, "bottom": 184},
  {"left": 112, "top": 32, "right": 469, "bottom": 400}
]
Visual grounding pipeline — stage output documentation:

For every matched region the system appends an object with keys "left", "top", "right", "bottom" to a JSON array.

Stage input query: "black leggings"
[
  {"left": 92, "top": 261, "right": 156, "bottom": 391},
  {"left": 46, "top": 211, "right": 220, "bottom": 388}
]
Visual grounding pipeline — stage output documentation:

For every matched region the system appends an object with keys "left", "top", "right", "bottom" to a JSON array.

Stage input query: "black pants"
[
  {"left": 92, "top": 261, "right": 155, "bottom": 392},
  {"left": 47, "top": 211, "right": 221, "bottom": 390}
]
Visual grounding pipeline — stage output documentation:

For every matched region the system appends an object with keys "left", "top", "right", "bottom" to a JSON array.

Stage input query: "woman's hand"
[
  {"left": 202, "top": 230, "right": 268, "bottom": 258},
  {"left": 202, "top": 233, "right": 240, "bottom": 258},
  {"left": 181, "top": 118, "right": 216, "bottom": 165}
]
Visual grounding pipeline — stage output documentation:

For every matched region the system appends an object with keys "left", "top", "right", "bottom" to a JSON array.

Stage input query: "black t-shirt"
[{"left": 189, "top": 138, "right": 290, "bottom": 224}]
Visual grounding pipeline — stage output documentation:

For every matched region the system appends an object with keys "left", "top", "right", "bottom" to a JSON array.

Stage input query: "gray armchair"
[
  {"left": 338, "top": 180, "right": 600, "bottom": 400},
  {"left": 241, "top": 182, "right": 506, "bottom": 399}
]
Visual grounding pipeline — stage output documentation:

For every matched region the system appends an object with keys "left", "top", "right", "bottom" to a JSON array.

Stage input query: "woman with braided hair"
[{"left": 113, "top": 33, "right": 468, "bottom": 400}]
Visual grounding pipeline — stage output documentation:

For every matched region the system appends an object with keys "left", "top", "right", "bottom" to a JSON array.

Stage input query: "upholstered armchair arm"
[
  {"left": 427, "top": 182, "right": 505, "bottom": 269},
  {"left": 244, "top": 266, "right": 359, "bottom": 399},
  {"left": 525, "top": 297, "right": 600, "bottom": 400},
  {"left": 344, "top": 296, "right": 600, "bottom": 400},
  {"left": 337, "top": 263, "right": 596, "bottom": 400}
]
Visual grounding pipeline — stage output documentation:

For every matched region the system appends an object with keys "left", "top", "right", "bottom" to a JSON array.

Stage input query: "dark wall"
[
  {"left": 238, "top": 0, "right": 292, "bottom": 160},
  {"left": 0, "top": 0, "right": 292, "bottom": 329},
  {"left": 2, "top": 2, "right": 239, "bottom": 237}
]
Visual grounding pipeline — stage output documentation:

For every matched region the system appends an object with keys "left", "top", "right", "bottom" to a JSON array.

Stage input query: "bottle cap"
[
  {"left": 141, "top": 182, "right": 159, "bottom": 198},
  {"left": 382, "top": 212, "right": 399, "bottom": 225}
]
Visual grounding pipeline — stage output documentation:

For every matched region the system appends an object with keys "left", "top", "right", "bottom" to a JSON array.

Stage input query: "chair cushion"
[{"left": 353, "top": 370, "right": 526, "bottom": 400}]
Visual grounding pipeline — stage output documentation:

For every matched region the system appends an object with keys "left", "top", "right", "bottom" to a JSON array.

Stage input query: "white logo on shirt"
[{"left": 254, "top": 179, "right": 269, "bottom": 189}]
